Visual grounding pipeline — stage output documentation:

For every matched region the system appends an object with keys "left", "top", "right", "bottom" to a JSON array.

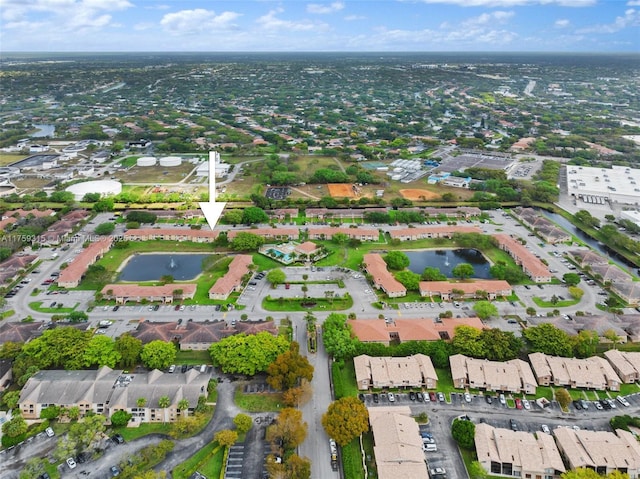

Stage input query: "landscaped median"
[{"left": 262, "top": 294, "right": 353, "bottom": 312}]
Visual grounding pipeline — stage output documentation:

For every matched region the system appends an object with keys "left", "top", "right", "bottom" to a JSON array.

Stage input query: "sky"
[{"left": 1, "top": 0, "right": 639, "bottom": 52}]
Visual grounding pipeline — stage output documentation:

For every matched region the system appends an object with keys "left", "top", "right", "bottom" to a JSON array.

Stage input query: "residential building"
[
  {"left": 512, "top": 207, "right": 571, "bottom": 244},
  {"left": 0, "top": 321, "right": 45, "bottom": 345},
  {"left": 362, "top": 253, "right": 406, "bottom": 298},
  {"left": 388, "top": 225, "right": 481, "bottom": 241},
  {"left": 368, "top": 406, "right": 429, "bottom": 479},
  {"left": 208, "top": 255, "right": 253, "bottom": 300},
  {"left": 493, "top": 234, "right": 551, "bottom": 282},
  {"left": 349, "top": 317, "right": 485, "bottom": 345},
  {"left": 124, "top": 228, "right": 219, "bottom": 243},
  {"left": 307, "top": 227, "right": 378, "bottom": 241},
  {"left": 0, "top": 254, "right": 38, "bottom": 284},
  {"left": 528, "top": 352, "right": 621, "bottom": 391},
  {"left": 475, "top": 423, "right": 565, "bottom": 478},
  {"left": 18, "top": 367, "right": 208, "bottom": 423},
  {"left": 353, "top": 354, "right": 437, "bottom": 390},
  {"left": 101, "top": 283, "right": 197, "bottom": 304},
  {"left": 58, "top": 237, "right": 113, "bottom": 288},
  {"left": 449, "top": 354, "right": 537, "bottom": 394},
  {"left": 0, "top": 359, "right": 12, "bottom": 391},
  {"left": 419, "top": 279, "right": 512, "bottom": 301},
  {"left": 226, "top": 227, "right": 298, "bottom": 241},
  {"left": 554, "top": 427, "right": 640, "bottom": 477},
  {"left": 604, "top": 350, "right": 640, "bottom": 384}
]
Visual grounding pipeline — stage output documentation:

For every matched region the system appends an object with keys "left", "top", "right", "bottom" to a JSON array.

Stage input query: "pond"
[
  {"left": 30, "top": 124, "right": 55, "bottom": 138},
  {"left": 405, "top": 249, "right": 491, "bottom": 279},
  {"left": 118, "top": 253, "right": 211, "bottom": 281}
]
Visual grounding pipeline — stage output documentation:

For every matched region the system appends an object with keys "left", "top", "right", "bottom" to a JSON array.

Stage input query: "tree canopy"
[
  {"left": 230, "top": 232, "right": 265, "bottom": 251},
  {"left": 322, "top": 396, "right": 369, "bottom": 446},
  {"left": 140, "top": 340, "right": 177, "bottom": 370},
  {"left": 267, "top": 408, "right": 308, "bottom": 450},
  {"left": 267, "top": 342, "right": 314, "bottom": 391},
  {"left": 383, "top": 251, "right": 410, "bottom": 271},
  {"left": 267, "top": 268, "right": 286, "bottom": 287},
  {"left": 322, "top": 313, "right": 357, "bottom": 360},
  {"left": 451, "top": 326, "right": 521, "bottom": 361},
  {"left": 209, "top": 332, "right": 290, "bottom": 375},
  {"left": 241, "top": 206, "right": 269, "bottom": 225},
  {"left": 452, "top": 263, "right": 475, "bottom": 279},
  {"left": 451, "top": 418, "right": 475, "bottom": 450},
  {"left": 473, "top": 300, "right": 498, "bottom": 320},
  {"left": 522, "top": 323, "right": 573, "bottom": 357}
]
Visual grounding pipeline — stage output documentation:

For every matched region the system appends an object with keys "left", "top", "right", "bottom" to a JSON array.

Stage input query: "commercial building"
[
  {"left": 528, "top": 352, "right": 621, "bottom": 391},
  {"left": 493, "top": 234, "right": 551, "bottom": 282},
  {"left": 567, "top": 165, "right": 640, "bottom": 206},
  {"left": 450, "top": 354, "right": 537, "bottom": 394},
  {"left": 475, "top": 423, "right": 565, "bottom": 478},
  {"left": 19, "top": 367, "right": 209, "bottom": 424},
  {"left": 208, "top": 255, "right": 253, "bottom": 300},
  {"left": 353, "top": 354, "right": 437, "bottom": 390},
  {"left": 362, "top": 253, "right": 406, "bottom": 298},
  {"left": 419, "top": 279, "right": 512, "bottom": 301},
  {"left": 368, "top": 407, "right": 429, "bottom": 479},
  {"left": 58, "top": 237, "right": 113, "bottom": 288},
  {"left": 349, "top": 317, "right": 485, "bottom": 345},
  {"left": 100, "top": 283, "right": 197, "bottom": 304},
  {"left": 554, "top": 427, "right": 640, "bottom": 477}
]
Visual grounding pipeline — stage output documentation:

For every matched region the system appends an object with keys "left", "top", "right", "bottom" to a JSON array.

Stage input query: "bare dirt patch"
[
  {"left": 328, "top": 183, "right": 356, "bottom": 198},
  {"left": 399, "top": 189, "right": 441, "bottom": 201}
]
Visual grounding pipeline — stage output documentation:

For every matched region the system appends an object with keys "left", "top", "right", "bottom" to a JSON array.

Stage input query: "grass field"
[
  {"left": 234, "top": 386, "right": 283, "bottom": 412},
  {"left": 114, "top": 163, "right": 196, "bottom": 184},
  {"left": 173, "top": 442, "right": 224, "bottom": 479},
  {"left": 29, "top": 301, "right": 78, "bottom": 313},
  {"left": 0, "top": 153, "right": 26, "bottom": 166}
]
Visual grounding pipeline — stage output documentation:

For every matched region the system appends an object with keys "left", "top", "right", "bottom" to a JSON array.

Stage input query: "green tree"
[
  {"left": 468, "top": 460, "right": 488, "bottom": 479},
  {"left": 572, "top": 330, "right": 599, "bottom": 358},
  {"left": 267, "top": 342, "right": 314, "bottom": 391},
  {"left": 215, "top": 429, "right": 239, "bottom": 448},
  {"left": 322, "top": 397, "right": 369, "bottom": 447},
  {"left": 562, "top": 471, "right": 629, "bottom": 479},
  {"left": 110, "top": 410, "right": 132, "bottom": 427},
  {"left": 394, "top": 270, "right": 421, "bottom": 291},
  {"left": 140, "top": 340, "right": 177, "bottom": 370},
  {"left": 242, "top": 206, "right": 269, "bottom": 225},
  {"left": 177, "top": 399, "right": 189, "bottom": 417},
  {"left": 83, "top": 335, "right": 121, "bottom": 368},
  {"left": 451, "top": 418, "right": 475, "bottom": 450},
  {"left": 555, "top": 388, "right": 572, "bottom": 410},
  {"left": 94, "top": 222, "right": 115, "bottom": 235},
  {"left": 268, "top": 408, "right": 307, "bottom": 450},
  {"left": 285, "top": 454, "right": 312, "bottom": 479},
  {"left": 568, "top": 286, "right": 584, "bottom": 300},
  {"left": 451, "top": 325, "right": 484, "bottom": 358},
  {"left": 158, "top": 396, "right": 171, "bottom": 423},
  {"left": 526, "top": 307, "right": 537, "bottom": 316},
  {"left": 209, "top": 332, "right": 290, "bottom": 375},
  {"left": 3, "top": 390, "right": 20, "bottom": 410},
  {"left": 230, "top": 232, "right": 265, "bottom": 251},
  {"left": 93, "top": 198, "right": 115, "bottom": 213},
  {"left": 267, "top": 268, "right": 286, "bottom": 287},
  {"left": 137, "top": 397, "right": 147, "bottom": 408},
  {"left": 563, "top": 273, "right": 581, "bottom": 286},
  {"left": 67, "top": 311, "right": 89, "bottom": 323},
  {"left": 19, "top": 326, "right": 91, "bottom": 370},
  {"left": 479, "top": 328, "right": 522, "bottom": 361},
  {"left": 473, "top": 300, "right": 498, "bottom": 320},
  {"left": 332, "top": 232, "right": 349, "bottom": 245},
  {"left": 452, "top": 263, "right": 475, "bottom": 280},
  {"left": 383, "top": 251, "right": 410, "bottom": 271},
  {"left": 2, "top": 414, "right": 27, "bottom": 438},
  {"left": 19, "top": 458, "right": 49, "bottom": 479},
  {"left": 322, "top": 313, "right": 357, "bottom": 360},
  {"left": 523, "top": 323, "right": 574, "bottom": 357},
  {"left": 223, "top": 210, "right": 243, "bottom": 225},
  {"left": 421, "top": 267, "right": 447, "bottom": 281},
  {"left": 114, "top": 334, "right": 143, "bottom": 368},
  {"left": 233, "top": 413, "right": 253, "bottom": 434}
]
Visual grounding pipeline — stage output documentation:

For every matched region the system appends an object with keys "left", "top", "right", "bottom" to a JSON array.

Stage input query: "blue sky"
[{"left": 1, "top": 0, "right": 638, "bottom": 52}]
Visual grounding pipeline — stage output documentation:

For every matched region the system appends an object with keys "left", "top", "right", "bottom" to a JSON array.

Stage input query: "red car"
[
  {"left": 515, "top": 398, "right": 523, "bottom": 410},
  {"left": 429, "top": 392, "right": 437, "bottom": 402}
]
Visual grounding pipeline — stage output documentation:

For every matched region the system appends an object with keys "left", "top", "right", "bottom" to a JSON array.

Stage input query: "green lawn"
[
  {"left": 362, "top": 432, "right": 378, "bottom": 479},
  {"left": 175, "top": 350, "right": 211, "bottom": 364},
  {"left": 262, "top": 296, "right": 353, "bottom": 312},
  {"left": 434, "top": 367, "right": 456, "bottom": 394},
  {"left": 619, "top": 382, "right": 640, "bottom": 396},
  {"left": 234, "top": 387, "right": 283, "bottom": 412},
  {"left": 28, "top": 301, "right": 79, "bottom": 313},
  {"left": 112, "top": 422, "right": 172, "bottom": 441},
  {"left": 532, "top": 297, "right": 579, "bottom": 308},
  {"left": 172, "top": 442, "right": 224, "bottom": 479},
  {"left": 342, "top": 437, "right": 365, "bottom": 479},
  {"left": 332, "top": 361, "right": 359, "bottom": 399}
]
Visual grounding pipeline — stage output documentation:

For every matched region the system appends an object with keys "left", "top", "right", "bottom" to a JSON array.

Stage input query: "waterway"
[
  {"left": 536, "top": 208, "right": 636, "bottom": 274},
  {"left": 405, "top": 248, "right": 491, "bottom": 279},
  {"left": 30, "top": 124, "right": 55, "bottom": 138}
]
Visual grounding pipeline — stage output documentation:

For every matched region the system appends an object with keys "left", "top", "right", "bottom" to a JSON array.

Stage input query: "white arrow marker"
[{"left": 199, "top": 154, "right": 226, "bottom": 231}]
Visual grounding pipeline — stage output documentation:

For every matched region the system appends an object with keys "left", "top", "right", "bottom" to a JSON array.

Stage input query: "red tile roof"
[
  {"left": 58, "top": 237, "right": 113, "bottom": 287},
  {"left": 493, "top": 234, "right": 551, "bottom": 280},
  {"left": 362, "top": 253, "right": 406, "bottom": 296},
  {"left": 350, "top": 317, "right": 485, "bottom": 343},
  {"left": 208, "top": 255, "right": 253, "bottom": 298},
  {"left": 419, "top": 279, "right": 512, "bottom": 296}
]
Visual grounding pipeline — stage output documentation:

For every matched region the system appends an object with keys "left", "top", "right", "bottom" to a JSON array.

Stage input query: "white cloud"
[
  {"left": 307, "top": 1, "right": 344, "bottom": 14},
  {"left": 414, "top": 0, "right": 595, "bottom": 6},
  {"left": 160, "top": 9, "right": 241, "bottom": 35},
  {"left": 256, "top": 8, "right": 329, "bottom": 31},
  {"left": 462, "top": 10, "right": 514, "bottom": 27},
  {"left": 554, "top": 19, "right": 570, "bottom": 28},
  {"left": 577, "top": 8, "right": 640, "bottom": 34},
  {"left": 344, "top": 14, "right": 366, "bottom": 21},
  {"left": 627, "top": 1, "right": 640, "bottom": 5}
]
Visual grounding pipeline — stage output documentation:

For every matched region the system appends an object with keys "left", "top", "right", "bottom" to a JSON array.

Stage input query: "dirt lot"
[
  {"left": 328, "top": 183, "right": 356, "bottom": 198},
  {"left": 399, "top": 189, "right": 441, "bottom": 201},
  {"left": 114, "top": 163, "right": 196, "bottom": 183}
]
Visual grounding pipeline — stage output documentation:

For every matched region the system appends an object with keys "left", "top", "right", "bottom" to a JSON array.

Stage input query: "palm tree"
[
  {"left": 158, "top": 396, "right": 171, "bottom": 423},
  {"left": 136, "top": 397, "right": 147, "bottom": 408},
  {"left": 177, "top": 399, "right": 189, "bottom": 417}
]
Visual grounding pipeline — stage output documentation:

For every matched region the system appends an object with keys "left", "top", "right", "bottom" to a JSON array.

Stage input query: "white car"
[
  {"left": 66, "top": 458, "right": 77, "bottom": 469},
  {"left": 522, "top": 399, "right": 531, "bottom": 410},
  {"left": 388, "top": 393, "right": 395, "bottom": 402},
  {"left": 45, "top": 427, "right": 55, "bottom": 437},
  {"left": 464, "top": 392, "right": 472, "bottom": 403}
]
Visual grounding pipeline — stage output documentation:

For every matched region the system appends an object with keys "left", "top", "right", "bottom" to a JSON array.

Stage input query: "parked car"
[
  {"left": 437, "top": 392, "right": 445, "bottom": 402},
  {"left": 429, "top": 392, "right": 437, "bottom": 402},
  {"left": 464, "top": 392, "right": 472, "bottom": 403},
  {"left": 45, "top": 427, "right": 55, "bottom": 437},
  {"left": 388, "top": 392, "right": 395, "bottom": 402},
  {"left": 509, "top": 419, "right": 518, "bottom": 431},
  {"left": 522, "top": 399, "right": 530, "bottom": 410},
  {"left": 617, "top": 396, "right": 630, "bottom": 407},
  {"left": 409, "top": 391, "right": 416, "bottom": 401},
  {"left": 416, "top": 392, "right": 424, "bottom": 402},
  {"left": 594, "top": 401, "right": 604, "bottom": 410},
  {"left": 541, "top": 424, "right": 551, "bottom": 434},
  {"left": 580, "top": 399, "right": 589, "bottom": 410},
  {"left": 66, "top": 458, "right": 77, "bottom": 469},
  {"left": 372, "top": 393, "right": 379, "bottom": 404},
  {"left": 110, "top": 466, "right": 121, "bottom": 477},
  {"left": 111, "top": 434, "right": 125, "bottom": 444},
  {"left": 499, "top": 393, "right": 506, "bottom": 405},
  {"left": 573, "top": 400, "right": 583, "bottom": 410},
  {"left": 515, "top": 398, "right": 523, "bottom": 409},
  {"left": 485, "top": 395, "right": 493, "bottom": 404}
]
